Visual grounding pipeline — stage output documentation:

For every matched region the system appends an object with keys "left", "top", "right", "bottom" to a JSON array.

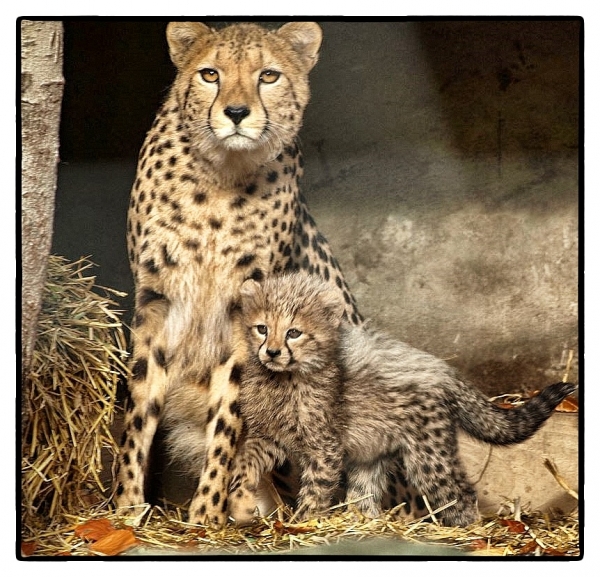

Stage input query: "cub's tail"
[{"left": 453, "top": 381, "right": 577, "bottom": 445}]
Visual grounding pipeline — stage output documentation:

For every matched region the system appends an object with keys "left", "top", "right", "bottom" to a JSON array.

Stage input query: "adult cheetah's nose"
[
  {"left": 224, "top": 105, "right": 250, "bottom": 125},
  {"left": 266, "top": 348, "right": 281, "bottom": 359}
]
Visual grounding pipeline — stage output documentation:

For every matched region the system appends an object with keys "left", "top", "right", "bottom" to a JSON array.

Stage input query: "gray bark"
[{"left": 21, "top": 20, "right": 64, "bottom": 381}]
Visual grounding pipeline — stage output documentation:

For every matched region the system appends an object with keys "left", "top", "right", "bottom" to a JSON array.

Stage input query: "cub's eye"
[
  {"left": 199, "top": 68, "right": 219, "bottom": 83},
  {"left": 286, "top": 328, "right": 302, "bottom": 340},
  {"left": 256, "top": 325, "right": 268, "bottom": 336},
  {"left": 259, "top": 70, "right": 280, "bottom": 84}
]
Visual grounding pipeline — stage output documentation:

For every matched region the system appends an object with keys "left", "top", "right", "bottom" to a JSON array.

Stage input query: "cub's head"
[
  {"left": 166, "top": 21, "right": 322, "bottom": 169},
  {"left": 239, "top": 272, "right": 344, "bottom": 374}
]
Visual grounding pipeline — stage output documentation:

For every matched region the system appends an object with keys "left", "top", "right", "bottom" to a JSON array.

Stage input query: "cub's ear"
[
  {"left": 240, "top": 279, "right": 262, "bottom": 301},
  {"left": 277, "top": 22, "right": 322, "bottom": 71},
  {"left": 318, "top": 288, "right": 346, "bottom": 326},
  {"left": 166, "top": 22, "right": 213, "bottom": 69}
]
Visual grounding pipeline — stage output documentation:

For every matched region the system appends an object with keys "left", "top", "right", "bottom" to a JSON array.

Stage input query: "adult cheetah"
[{"left": 115, "top": 20, "right": 420, "bottom": 527}]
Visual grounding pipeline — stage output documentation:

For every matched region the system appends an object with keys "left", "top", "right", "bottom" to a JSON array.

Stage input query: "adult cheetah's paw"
[{"left": 187, "top": 490, "right": 229, "bottom": 528}]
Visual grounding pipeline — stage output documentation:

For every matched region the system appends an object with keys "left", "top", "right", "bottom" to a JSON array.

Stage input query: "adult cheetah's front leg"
[
  {"left": 115, "top": 287, "right": 170, "bottom": 512},
  {"left": 185, "top": 357, "right": 244, "bottom": 526}
]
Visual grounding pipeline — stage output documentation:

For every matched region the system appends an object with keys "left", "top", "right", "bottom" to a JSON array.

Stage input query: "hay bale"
[{"left": 21, "top": 255, "right": 129, "bottom": 531}]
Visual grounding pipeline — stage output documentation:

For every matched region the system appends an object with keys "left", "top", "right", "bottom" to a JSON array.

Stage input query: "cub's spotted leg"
[
  {"left": 115, "top": 288, "right": 170, "bottom": 513},
  {"left": 294, "top": 437, "right": 344, "bottom": 520},
  {"left": 228, "top": 437, "right": 287, "bottom": 526},
  {"left": 345, "top": 459, "right": 389, "bottom": 518},
  {"left": 187, "top": 358, "right": 245, "bottom": 527},
  {"left": 402, "top": 432, "right": 479, "bottom": 527}
]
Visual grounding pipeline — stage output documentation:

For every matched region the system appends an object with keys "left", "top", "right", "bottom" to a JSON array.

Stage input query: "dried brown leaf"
[
  {"left": 21, "top": 541, "right": 38, "bottom": 556},
  {"left": 555, "top": 396, "right": 578, "bottom": 412},
  {"left": 467, "top": 539, "right": 489, "bottom": 550},
  {"left": 74, "top": 518, "right": 115, "bottom": 541},
  {"left": 517, "top": 540, "right": 539, "bottom": 554},
  {"left": 273, "top": 519, "right": 315, "bottom": 535},
  {"left": 499, "top": 519, "right": 527, "bottom": 534},
  {"left": 89, "top": 528, "right": 139, "bottom": 556}
]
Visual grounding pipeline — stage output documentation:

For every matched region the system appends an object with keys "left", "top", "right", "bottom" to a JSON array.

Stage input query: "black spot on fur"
[
  {"left": 230, "top": 364, "right": 243, "bottom": 385},
  {"left": 236, "top": 254, "right": 255, "bottom": 267},
  {"left": 138, "top": 287, "right": 165, "bottom": 307},
  {"left": 209, "top": 218, "right": 223, "bottom": 230},
  {"left": 206, "top": 407, "right": 215, "bottom": 424},
  {"left": 133, "top": 415, "right": 143, "bottom": 431},
  {"left": 162, "top": 244, "right": 177, "bottom": 267},
  {"left": 231, "top": 196, "right": 247, "bottom": 209},
  {"left": 245, "top": 183, "right": 257, "bottom": 195},
  {"left": 143, "top": 259, "right": 160, "bottom": 274},
  {"left": 267, "top": 170, "right": 278, "bottom": 183},
  {"left": 229, "top": 400, "right": 241, "bottom": 417},
  {"left": 153, "top": 347, "right": 167, "bottom": 369},
  {"left": 185, "top": 239, "right": 200, "bottom": 250},
  {"left": 215, "top": 417, "right": 226, "bottom": 435},
  {"left": 132, "top": 358, "right": 148, "bottom": 381},
  {"left": 180, "top": 173, "right": 197, "bottom": 184},
  {"left": 149, "top": 399, "right": 162, "bottom": 418},
  {"left": 249, "top": 268, "right": 264, "bottom": 282}
]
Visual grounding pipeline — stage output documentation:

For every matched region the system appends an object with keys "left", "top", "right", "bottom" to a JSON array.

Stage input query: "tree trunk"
[{"left": 21, "top": 21, "right": 64, "bottom": 388}]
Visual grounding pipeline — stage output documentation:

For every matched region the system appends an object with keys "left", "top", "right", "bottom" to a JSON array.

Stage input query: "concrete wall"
[{"left": 52, "top": 20, "right": 580, "bottom": 396}]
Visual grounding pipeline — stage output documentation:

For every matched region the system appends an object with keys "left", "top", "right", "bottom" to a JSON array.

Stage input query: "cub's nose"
[
  {"left": 224, "top": 105, "right": 250, "bottom": 125},
  {"left": 266, "top": 348, "right": 281, "bottom": 359}
]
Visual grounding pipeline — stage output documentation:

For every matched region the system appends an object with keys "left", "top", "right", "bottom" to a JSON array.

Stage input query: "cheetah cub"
[{"left": 228, "top": 272, "right": 577, "bottom": 527}]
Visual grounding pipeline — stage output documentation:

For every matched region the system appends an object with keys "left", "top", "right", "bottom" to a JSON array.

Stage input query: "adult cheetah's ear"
[
  {"left": 277, "top": 22, "right": 323, "bottom": 72},
  {"left": 166, "top": 22, "right": 213, "bottom": 69}
]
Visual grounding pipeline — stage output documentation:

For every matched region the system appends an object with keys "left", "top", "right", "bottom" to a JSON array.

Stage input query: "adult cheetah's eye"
[
  {"left": 199, "top": 68, "right": 219, "bottom": 83},
  {"left": 259, "top": 70, "right": 280, "bottom": 84},
  {"left": 286, "top": 328, "right": 302, "bottom": 340},
  {"left": 256, "top": 325, "right": 268, "bottom": 336}
]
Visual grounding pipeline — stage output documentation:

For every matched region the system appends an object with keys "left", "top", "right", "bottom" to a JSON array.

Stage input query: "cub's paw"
[{"left": 228, "top": 485, "right": 262, "bottom": 527}]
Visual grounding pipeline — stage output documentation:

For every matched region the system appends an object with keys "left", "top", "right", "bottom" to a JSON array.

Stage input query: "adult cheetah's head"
[{"left": 166, "top": 22, "right": 322, "bottom": 164}]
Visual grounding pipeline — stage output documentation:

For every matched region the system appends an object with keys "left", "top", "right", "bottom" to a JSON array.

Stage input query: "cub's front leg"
[{"left": 295, "top": 435, "right": 344, "bottom": 520}]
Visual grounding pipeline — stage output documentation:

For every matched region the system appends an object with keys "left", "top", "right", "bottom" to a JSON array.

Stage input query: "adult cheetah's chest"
[{"left": 130, "top": 141, "right": 301, "bottom": 286}]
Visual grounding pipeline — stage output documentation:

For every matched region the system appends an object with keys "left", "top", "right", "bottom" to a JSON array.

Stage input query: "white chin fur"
[
  {"left": 214, "top": 130, "right": 262, "bottom": 151},
  {"left": 261, "top": 359, "right": 288, "bottom": 372}
]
